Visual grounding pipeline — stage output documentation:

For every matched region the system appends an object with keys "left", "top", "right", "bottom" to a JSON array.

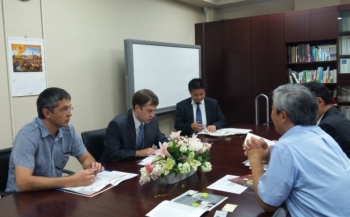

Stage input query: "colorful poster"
[{"left": 7, "top": 37, "right": 47, "bottom": 97}]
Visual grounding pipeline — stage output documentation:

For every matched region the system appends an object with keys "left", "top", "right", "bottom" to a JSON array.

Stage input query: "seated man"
[
  {"left": 175, "top": 78, "right": 225, "bottom": 136},
  {"left": 305, "top": 82, "right": 350, "bottom": 158},
  {"left": 6, "top": 87, "right": 104, "bottom": 193},
  {"left": 244, "top": 84, "right": 350, "bottom": 216},
  {"left": 100, "top": 89, "right": 168, "bottom": 162}
]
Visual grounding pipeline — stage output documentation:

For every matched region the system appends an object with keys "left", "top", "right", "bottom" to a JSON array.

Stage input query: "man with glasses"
[
  {"left": 6, "top": 87, "right": 104, "bottom": 193},
  {"left": 100, "top": 89, "right": 168, "bottom": 162}
]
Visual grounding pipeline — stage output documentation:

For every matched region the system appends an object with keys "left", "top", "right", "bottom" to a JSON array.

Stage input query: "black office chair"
[
  {"left": 272, "top": 204, "right": 290, "bottom": 217},
  {"left": 0, "top": 147, "right": 12, "bottom": 198},
  {"left": 81, "top": 128, "right": 106, "bottom": 162}
]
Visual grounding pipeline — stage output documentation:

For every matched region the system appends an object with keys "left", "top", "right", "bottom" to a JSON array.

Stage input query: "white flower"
[
  {"left": 201, "top": 162, "right": 212, "bottom": 172},
  {"left": 188, "top": 141, "right": 203, "bottom": 152},
  {"left": 179, "top": 145, "right": 187, "bottom": 153},
  {"left": 178, "top": 162, "right": 191, "bottom": 174}
]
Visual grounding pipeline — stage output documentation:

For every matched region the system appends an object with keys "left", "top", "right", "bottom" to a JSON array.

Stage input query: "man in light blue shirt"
[
  {"left": 6, "top": 87, "right": 104, "bottom": 193},
  {"left": 244, "top": 84, "right": 350, "bottom": 216}
]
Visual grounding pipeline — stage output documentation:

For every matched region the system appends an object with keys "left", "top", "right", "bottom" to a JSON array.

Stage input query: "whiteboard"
[{"left": 124, "top": 39, "right": 201, "bottom": 114}]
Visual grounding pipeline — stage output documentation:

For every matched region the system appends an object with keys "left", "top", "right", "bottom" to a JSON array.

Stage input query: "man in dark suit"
[
  {"left": 100, "top": 89, "right": 168, "bottom": 162},
  {"left": 175, "top": 78, "right": 226, "bottom": 136},
  {"left": 305, "top": 82, "right": 350, "bottom": 158}
]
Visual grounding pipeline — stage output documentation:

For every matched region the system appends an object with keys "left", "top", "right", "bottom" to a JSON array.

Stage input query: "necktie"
[
  {"left": 137, "top": 124, "right": 144, "bottom": 150},
  {"left": 196, "top": 102, "right": 202, "bottom": 124}
]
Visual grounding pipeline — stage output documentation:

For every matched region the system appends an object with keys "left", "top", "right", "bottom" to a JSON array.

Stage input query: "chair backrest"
[
  {"left": 0, "top": 148, "right": 12, "bottom": 192},
  {"left": 81, "top": 128, "right": 106, "bottom": 162}
]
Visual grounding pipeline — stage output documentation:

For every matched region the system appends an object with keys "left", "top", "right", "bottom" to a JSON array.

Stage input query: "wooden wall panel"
[
  {"left": 285, "top": 9, "right": 310, "bottom": 43},
  {"left": 310, "top": 6, "right": 338, "bottom": 41},
  {"left": 250, "top": 13, "right": 286, "bottom": 125},
  {"left": 221, "top": 18, "right": 252, "bottom": 125}
]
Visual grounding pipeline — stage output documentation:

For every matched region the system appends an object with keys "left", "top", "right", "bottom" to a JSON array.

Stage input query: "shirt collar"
[
  {"left": 191, "top": 99, "right": 205, "bottom": 105},
  {"left": 316, "top": 114, "right": 324, "bottom": 125},
  {"left": 35, "top": 117, "right": 63, "bottom": 139},
  {"left": 132, "top": 110, "right": 143, "bottom": 130}
]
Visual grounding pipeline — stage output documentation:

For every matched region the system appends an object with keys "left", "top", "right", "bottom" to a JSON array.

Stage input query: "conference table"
[{"left": 0, "top": 124, "right": 280, "bottom": 217}]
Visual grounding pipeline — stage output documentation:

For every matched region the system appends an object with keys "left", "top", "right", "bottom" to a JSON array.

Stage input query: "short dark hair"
[
  {"left": 188, "top": 78, "right": 206, "bottom": 92},
  {"left": 37, "top": 87, "right": 71, "bottom": 119},
  {"left": 132, "top": 89, "right": 159, "bottom": 109},
  {"left": 304, "top": 82, "right": 333, "bottom": 105}
]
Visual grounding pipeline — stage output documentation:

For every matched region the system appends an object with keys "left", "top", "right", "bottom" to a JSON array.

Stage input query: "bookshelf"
[
  {"left": 338, "top": 6, "right": 350, "bottom": 119},
  {"left": 286, "top": 40, "right": 337, "bottom": 84}
]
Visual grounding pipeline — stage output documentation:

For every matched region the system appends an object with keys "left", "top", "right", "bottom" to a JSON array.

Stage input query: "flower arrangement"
[{"left": 139, "top": 131, "right": 212, "bottom": 185}]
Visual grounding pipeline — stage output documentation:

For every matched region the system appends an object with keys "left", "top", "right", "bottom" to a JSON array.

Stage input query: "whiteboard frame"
[{"left": 124, "top": 39, "right": 201, "bottom": 114}]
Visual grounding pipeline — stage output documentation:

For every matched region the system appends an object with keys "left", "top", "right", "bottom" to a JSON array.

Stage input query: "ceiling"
[{"left": 174, "top": 0, "right": 280, "bottom": 9}]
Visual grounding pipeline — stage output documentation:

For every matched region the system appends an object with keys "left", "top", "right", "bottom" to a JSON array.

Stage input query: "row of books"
[
  {"left": 340, "top": 36, "right": 350, "bottom": 55},
  {"left": 287, "top": 44, "right": 336, "bottom": 63},
  {"left": 340, "top": 58, "right": 350, "bottom": 74},
  {"left": 339, "top": 106, "right": 350, "bottom": 121},
  {"left": 288, "top": 67, "right": 337, "bottom": 84},
  {"left": 340, "top": 12, "right": 350, "bottom": 32}
]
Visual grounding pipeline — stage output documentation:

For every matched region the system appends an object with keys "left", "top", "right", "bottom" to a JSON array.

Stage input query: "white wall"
[
  {"left": 218, "top": 0, "right": 346, "bottom": 20},
  {"left": 0, "top": 0, "right": 204, "bottom": 171}
]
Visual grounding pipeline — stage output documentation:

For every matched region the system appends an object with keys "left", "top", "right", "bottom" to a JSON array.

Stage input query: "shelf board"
[
  {"left": 287, "top": 60, "right": 337, "bottom": 65},
  {"left": 339, "top": 31, "right": 350, "bottom": 36}
]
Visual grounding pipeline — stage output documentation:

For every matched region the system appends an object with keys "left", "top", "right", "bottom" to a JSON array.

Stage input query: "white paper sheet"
[{"left": 207, "top": 175, "right": 247, "bottom": 194}]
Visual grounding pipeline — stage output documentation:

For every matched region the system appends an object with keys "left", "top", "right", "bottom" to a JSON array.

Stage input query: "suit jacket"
[
  {"left": 174, "top": 97, "right": 226, "bottom": 136},
  {"left": 100, "top": 109, "right": 168, "bottom": 163},
  {"left": 319, "top": 106, "right": 350, "bottom": 159}
]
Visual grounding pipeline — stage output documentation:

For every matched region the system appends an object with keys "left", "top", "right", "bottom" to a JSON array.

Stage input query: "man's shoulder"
[
  {"left": 109, "top": 110, "right": 130, "bottom": 125},
  {"left": 18, "top": 118, "right": 41, "bottom": 135},
  {"left": 321, "top": 107, "right": 350, "bottom": 126},
  {"left": 176, "top": 97, "right": 191, "bottom": 106},
  {"left": 204, "top": 97, "right": 218, "bottom": 104}
]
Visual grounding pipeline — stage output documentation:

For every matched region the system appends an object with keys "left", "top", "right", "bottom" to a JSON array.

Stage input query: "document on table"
[
  {"left": 207, "top": 175, "right": 248, "bottom": 194},
  {"left": 243, "top": 133, "right": 275, "bottom": 147},
  {"left": 198, "top": 128, "right": 252, "bottom": 137},
  {"left": 138, "top": 155, "right": 156, "bottom": 165},
  {"left": 146, "top": 190, "right": 227, "bottom": 217},
  {"left": 57, "top": 171, "right": 138, "bottom": 197}
]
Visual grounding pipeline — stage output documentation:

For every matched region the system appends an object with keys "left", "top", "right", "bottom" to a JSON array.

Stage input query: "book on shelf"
[
  {"left": 146, "top": 190, "right": 228, "bottom": 217},
  {"left": 288, "top": 67, "right": 337, "bottom": 84},
  {"left": 57, "top": 170, "right": 138, "bottom": 197},
  {"left": 340, "top": 59, "right": 350, "bottom": 74},
  {"left": 198, "top": 128, "right": 252, "bottom": 137},
  {"left": 287, "top": 44, "right": 336, "bottom": 63},
  {"left": 228, "top": 174, "right": 254, "bottom": 190}
]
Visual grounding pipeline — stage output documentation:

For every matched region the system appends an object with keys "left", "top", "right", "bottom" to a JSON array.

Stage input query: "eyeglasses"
[{"left": 61, "top": 107, "right": 73, "bottom": 114}]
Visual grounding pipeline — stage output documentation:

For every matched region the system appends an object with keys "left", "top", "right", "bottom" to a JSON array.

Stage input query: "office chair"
[
  {"left": 81, "top": 128, "right": 106, "bottom": 162},
  {"left": 0, "top": 147, "right": 12, "bottom": 198},
  {"left": 272, "top": 204, "right": 290, "bottom": 217}
]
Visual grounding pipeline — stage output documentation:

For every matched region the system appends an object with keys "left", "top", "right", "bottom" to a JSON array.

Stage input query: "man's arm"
[
  {"left": 245, "top": 138, "right": 279, "bottom": 213},
  {"left": 77, "top": 152, "right": 104, "bottom": 173},
  {"left": 210, "top": 99, "right": 226, "bottom": 129},
  {"left": 103, "top": 120, "right": 137, "bottom": 162},
  {"left": 174, "top": 102, "right": 193, "bottom": 136},
  {"left": 15, "top": 165, "right": 95, "bottom": 192}
]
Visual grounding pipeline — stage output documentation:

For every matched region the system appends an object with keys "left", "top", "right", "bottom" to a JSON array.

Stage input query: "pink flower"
[
  {"left": 145, "top": 163, "right": 153, "bottom": 174},
  {"left": 189, "top": 134, "right": 199, "bottom": 144},
  {"left": 170, "top": 131, "right": 181, "bottom": 140},
  {"left": 155, "top": 142, "right": 170, "bottom": 158}
]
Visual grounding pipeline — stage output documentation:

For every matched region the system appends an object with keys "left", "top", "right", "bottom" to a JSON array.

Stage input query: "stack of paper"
[
  {"left": 198, "top": 128, "right": 252, "bottom": 137},
  {"left": 58, "top": 170, "right": 137, "bottom": 197}
]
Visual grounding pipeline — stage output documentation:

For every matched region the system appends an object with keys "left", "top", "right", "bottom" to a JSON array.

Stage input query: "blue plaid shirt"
[{"left": 6, "top": 117, "right": 86, "bottom": 192}]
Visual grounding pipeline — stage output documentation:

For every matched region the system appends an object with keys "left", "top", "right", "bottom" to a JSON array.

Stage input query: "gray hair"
[{"left": 272, "top": 84, "right": 318, "bottom": 126}]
